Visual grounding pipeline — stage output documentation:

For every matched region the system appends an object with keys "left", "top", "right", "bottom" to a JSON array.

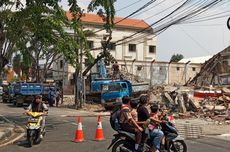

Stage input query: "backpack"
[{"left": 110, "top": 106, "right": 121, "bottom": 131}]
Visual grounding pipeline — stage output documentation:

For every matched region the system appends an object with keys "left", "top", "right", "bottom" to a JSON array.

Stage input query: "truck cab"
[{"left": 101, "top": 80, "right": 132, "bottom": 109}]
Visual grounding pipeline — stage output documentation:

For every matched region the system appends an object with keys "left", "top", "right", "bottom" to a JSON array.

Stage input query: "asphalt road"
[{"left": 0, "top": 102, "right": 230, "bottom": 152}]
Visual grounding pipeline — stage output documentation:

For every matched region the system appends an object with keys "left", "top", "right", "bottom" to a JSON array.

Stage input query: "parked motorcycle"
[
  {"left": 108, "top": 122, "right": 187, "bottom": 152},
  {"left": 26, "top": 112, "right": 46, "bottom": 147}
]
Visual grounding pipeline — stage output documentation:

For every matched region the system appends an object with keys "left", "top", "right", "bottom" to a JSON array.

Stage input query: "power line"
[
  {"left": 92, "top": 0, "right": 156, "bottom": 34},
  {"left": 89, "top": 0, "right": 225, "bottom": 51},
  {"left": 116, "top": 0, "right": 144, "bottom": 12},
  {"left": 114, "top": 0, "right": 225, "bottom": 47},
  {"left": 177, "top": 25, "right": 212, "bottom": 55}
]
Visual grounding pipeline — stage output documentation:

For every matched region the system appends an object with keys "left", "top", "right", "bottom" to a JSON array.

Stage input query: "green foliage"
[
  {"left": 88, "top": 0, "right": 116, "bottom": 27},
  {"left": 170, "top": 54, "right": 184, "bottom": 62}
]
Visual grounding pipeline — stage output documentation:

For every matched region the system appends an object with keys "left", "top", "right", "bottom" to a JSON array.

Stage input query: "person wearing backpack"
[{"left": 120, "top": 97, "right": 143, "bottom": 152}]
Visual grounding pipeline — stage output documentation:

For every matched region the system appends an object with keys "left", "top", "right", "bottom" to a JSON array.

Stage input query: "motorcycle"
[
  {"left": 108, "top": 122, "right": 187, "bottom": 152},
  {"left": 26, "top": 112, "right": 46, "bottom": 147}
]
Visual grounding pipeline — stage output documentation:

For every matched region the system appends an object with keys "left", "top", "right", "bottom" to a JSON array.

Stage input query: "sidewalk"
[{"left": 0, "top": 115, "right": 24, "bottom": 147}]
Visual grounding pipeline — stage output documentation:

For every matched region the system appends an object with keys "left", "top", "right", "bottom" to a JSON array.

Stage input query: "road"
[{"left": 0, "top": 102, "right": 230, "bottom": 152}]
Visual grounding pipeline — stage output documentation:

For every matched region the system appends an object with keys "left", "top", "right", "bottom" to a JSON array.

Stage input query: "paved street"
[{"left": 0, "top": 102, "right": 230, "bottom": 152}]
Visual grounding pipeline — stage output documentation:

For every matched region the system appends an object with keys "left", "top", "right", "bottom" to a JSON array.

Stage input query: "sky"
[{"left": 61, "top": 0, "right": 230, "bottom": 61}]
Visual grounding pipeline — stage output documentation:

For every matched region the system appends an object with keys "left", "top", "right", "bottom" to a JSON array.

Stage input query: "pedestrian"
[
  {"left": 56, "top": 89, "right": 60, "bottom": 107},
  {"left": 48, "top": 88, "right": 54, "bottom": 107}
]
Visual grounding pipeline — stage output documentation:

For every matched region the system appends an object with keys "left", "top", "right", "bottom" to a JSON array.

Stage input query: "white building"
[{"left": 53, "top": 13, "right": 157, "bottom": 93}]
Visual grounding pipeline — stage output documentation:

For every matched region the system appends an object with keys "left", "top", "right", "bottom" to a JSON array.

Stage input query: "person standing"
[
  {"left": 48, "top": 88, "right": 54, "bottom": 107},
  {"left": 55, "top": 89, "right": 60, "bottom": 107}
]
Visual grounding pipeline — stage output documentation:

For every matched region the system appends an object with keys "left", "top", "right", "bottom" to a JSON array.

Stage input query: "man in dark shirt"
[
  {"left": 137, "top": 94, "right": 150, "bottom": 122},
  {"left": 137, "top": 94, "right": 150, "bottom": 144}
]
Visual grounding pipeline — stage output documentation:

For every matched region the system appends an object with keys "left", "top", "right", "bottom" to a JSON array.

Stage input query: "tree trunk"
[{"left": 0, "top": 55, "right": 9, "bottom": 82}]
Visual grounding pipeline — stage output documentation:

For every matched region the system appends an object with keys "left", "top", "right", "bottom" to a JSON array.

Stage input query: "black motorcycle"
[{"left": 108, "top": 122, "right": 187, "bottom": 152}]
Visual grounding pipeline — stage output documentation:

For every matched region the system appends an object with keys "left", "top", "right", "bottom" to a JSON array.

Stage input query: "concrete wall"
[{"left": 116, "top": 61, "right": 201, "bottom": 86}]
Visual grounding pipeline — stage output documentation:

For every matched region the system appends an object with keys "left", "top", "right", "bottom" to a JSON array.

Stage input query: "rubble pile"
[{"left": 148, "top": 85, "right": 230, "bottom": 123}]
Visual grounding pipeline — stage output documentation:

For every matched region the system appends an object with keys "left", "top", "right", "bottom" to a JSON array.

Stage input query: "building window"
[
  {"left": 60, "top": 60, "right": 63, "bottom": 69},
  {"left": 129, "top": 44, "right": 136, "bottom": 52},
  {"left": 176, "top": 67, "right": 180, "bottom": 71},
  {"left": 108, "top": 42, "right": 116, "bottom": 50},
  {"left": 192, "top": 67, "right": 196, "bottom": 71},
  {"left": 149, "top": 45, "right": 156, "bottom": 53},
  {"left": 87, "top": 41, "right": 94, "bottom": 49}
]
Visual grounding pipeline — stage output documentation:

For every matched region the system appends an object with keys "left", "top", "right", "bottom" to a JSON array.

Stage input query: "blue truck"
[
  {"left": 87, "top": 78, "right": 149, "bottom": 110},
  {"left": 13, "top": 83, "right": 43, "bottom": 106}
]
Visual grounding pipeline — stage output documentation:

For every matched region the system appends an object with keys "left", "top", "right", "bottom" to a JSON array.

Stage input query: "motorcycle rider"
[
  {"left": 120, "top": 96, "right": 143, "bottom": 152},
  {"left": 144, "top": 104, "right": 165, "bottom": 152},
  {"left": 25, "top": 95, "right": 48, "bottom": 138}
]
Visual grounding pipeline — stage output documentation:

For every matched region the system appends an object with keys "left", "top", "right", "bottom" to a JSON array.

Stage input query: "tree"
[
  {"left": 0, "top": 1, "right": 22, "bottom": 81},
  {"left": 170, "top": 54, "right": 184, "bottom": 62},
  {"left": 14, "top": 0, "right": 80, "bottom": 82},
  {"left": 67, "top": 0, "right": 116, "bottom": 109},
  {"left": 82, "top": 0, "right": 116, "bottom": 76}
]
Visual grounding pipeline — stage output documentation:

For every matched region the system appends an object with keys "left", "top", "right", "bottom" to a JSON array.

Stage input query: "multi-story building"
[{"left": 53, "top": 13, "right": 157, "bottom": 93}]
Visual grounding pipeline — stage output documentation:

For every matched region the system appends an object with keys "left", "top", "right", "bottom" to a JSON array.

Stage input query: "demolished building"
[{"left": 188, "top": 46, "right": 230, "bottom": 87}]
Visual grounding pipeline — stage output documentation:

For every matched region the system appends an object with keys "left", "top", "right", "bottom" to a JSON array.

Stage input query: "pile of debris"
[{"left": 148, "top": 85, "right": 230, "bottom": 123}]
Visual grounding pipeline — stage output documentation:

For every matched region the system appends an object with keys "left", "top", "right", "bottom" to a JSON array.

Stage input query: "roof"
[
  {"left": 65, "top": 12, "right": 150, "bottom": 29},
  {"left": 179, "top": 55, "right": 213, "bottom": 64}
]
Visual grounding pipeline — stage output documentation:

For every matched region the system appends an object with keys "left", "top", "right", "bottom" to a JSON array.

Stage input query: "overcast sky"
[{"left": 61, "top": 0, "right": 230, "bottom": 61}]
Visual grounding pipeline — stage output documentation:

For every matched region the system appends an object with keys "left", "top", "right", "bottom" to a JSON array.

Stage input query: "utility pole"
[
  {"left": 79, "top": 29, "right": 83, "bottom": 108},
  {"left": 168, "top": 60, "right": 173, "bottom": 85},
  {"left": 184, "top": 61, "right": 191, "bottom": 84},
  {"left": 74, "top": 28, "right": 80, "bottom": 109},
  {"left": 61, "top": 58, "right": 64, "bottom": 104},
  {"left": 150, "top": 59, "right": 155, "bottom": 86}
]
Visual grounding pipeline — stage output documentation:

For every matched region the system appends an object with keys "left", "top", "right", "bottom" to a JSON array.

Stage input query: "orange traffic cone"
[
  {"left": 74, "top": 117, "right": 85, "bottom": 142},
  {"left": 95, "top": 116, "right": 105, "bottom": 141}
]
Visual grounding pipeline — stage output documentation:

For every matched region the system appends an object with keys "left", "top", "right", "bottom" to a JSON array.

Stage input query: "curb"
[
  {"left": 0, "top": 125, "right": 25, "bottom": 148},
  {"left": 0, "top": 128, "right": 13, "bottom": 141},
  {"left": 0, "top": 115, "right": 25, "bottom": 147}
]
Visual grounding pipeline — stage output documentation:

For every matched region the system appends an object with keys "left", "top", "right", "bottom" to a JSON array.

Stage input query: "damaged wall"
[
  {"left": 118, "top": 60, "right": 201, "bottom": 86},
  {"left": 189, "top": 46, "right": 230, "bottom": 86}
]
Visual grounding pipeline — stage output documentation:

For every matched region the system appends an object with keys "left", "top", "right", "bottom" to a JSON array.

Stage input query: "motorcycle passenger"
[
  {"left": 25, "top": 95, "right": 48, "bottom": 138},
  {"left": 130, "top": 100, "right": 139, "bottom": 122},
  {"left": 137, "top": 94, "right": 150, "bottom": 144},
  {"left": 145, "top": 104, "right": 164, "bottom": 152},
  {"left": 120, "top": 97, "right": 143, "bottom": 152}
]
